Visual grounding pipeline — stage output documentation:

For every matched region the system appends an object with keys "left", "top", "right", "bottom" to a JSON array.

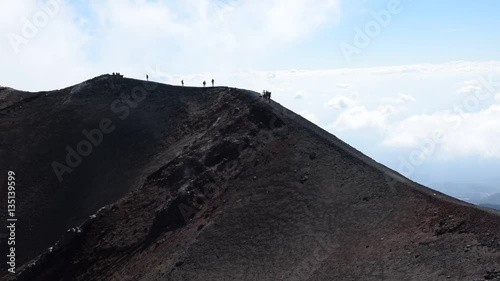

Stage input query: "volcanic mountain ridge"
[{"left": 0, "top": 75, "right": 499, "bottom": 281}]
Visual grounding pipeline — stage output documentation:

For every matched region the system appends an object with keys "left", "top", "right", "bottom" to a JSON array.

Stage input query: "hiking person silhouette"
[
  {"left": 146, "top": 74, "right": 149, "bottom": 81},
  {"left": 268, "top": 91, "right": 272, "bottom": 103},
  {"left": 211, "top": 79, "right": 214, "bottom": 87},
  {"left": 181, "top": 80, "right": 184, "bottom": 87},
  {"left": 203, "top": 81, "right": 206, "bottom": 87}
]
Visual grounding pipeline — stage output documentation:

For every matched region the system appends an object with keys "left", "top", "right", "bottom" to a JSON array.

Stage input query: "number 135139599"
[{"left": 7, "top": 171, "right": 16, "bottom": 218}]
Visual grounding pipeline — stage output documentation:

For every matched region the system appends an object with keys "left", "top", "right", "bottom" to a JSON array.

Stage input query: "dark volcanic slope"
[{"left": 1, "top": 75, "right": 499, "bottom": 281}]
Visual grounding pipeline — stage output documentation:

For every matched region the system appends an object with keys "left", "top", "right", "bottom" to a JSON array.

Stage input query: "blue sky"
[
  {"left": 334, "top": 0, "right": 500, "bottom": 67},
  {"left": 1, "top": 0, "right": 500, "bottom": 203},
  {"left": 198, "top": 0, "right": 500, "bottom": 69}
]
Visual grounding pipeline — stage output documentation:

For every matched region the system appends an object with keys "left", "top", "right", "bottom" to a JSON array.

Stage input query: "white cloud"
[
  {"left": 383, "top": 112, "right": 451, "bottom": 147},
  {"left": 369, "top": 61, "right": 500, "bottom": 76},
  {"left": 327, "top": 96, "right": 355, "bottom": 109},
  {"left": 382, "top": 93, "right": 416, "bottom": 104},
  {"left": 86, "top": 0, "right": 341, "bottom": 73},
  {"left": 294, "top": 90, "right": 305, "bottom": 100},
  {"left": 0, "top": 0, "right": 342, "bottom": 91},
  {"left": 383, "top": 105, "right": 500, "bottom": 158},
  {"left": 329, "top": 105, "right": 391, "bottom": 131},
  {"left": 0, "top": 1, "right": 92, "bottom": 90},
  {"left": 398, "top": 93, "right": 416, "bottom": 103},
  {"left": 457, "top": 79, "right": 483, "bottom": 95},
  {"left": 370, "top": 65, "right": 424, "bottom": 75},
  {"left": 335, "top": 83, "right": 351, "bottom": 89}
]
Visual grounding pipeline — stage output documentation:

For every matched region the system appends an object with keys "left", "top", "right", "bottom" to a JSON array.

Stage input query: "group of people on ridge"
[
  {"left": 262, "top": 90, "right": 272, "bottom": 103},
  {"left": 144, "top": 74, "right": 272, "bottom": 103}
]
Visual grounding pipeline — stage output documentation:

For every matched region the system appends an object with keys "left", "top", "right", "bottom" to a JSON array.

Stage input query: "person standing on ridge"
[
  {"left": 181, "top": 80, "right": 184, "bottom": 87},
  {"left": 203, "top": 81, "right": 206, "bottom": 87},
  {"left": 211, "top": 79, "right": 214, "bottom": 87},
  {"left": 146, "top": 74, "right": 149, "bottom": 81}
]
